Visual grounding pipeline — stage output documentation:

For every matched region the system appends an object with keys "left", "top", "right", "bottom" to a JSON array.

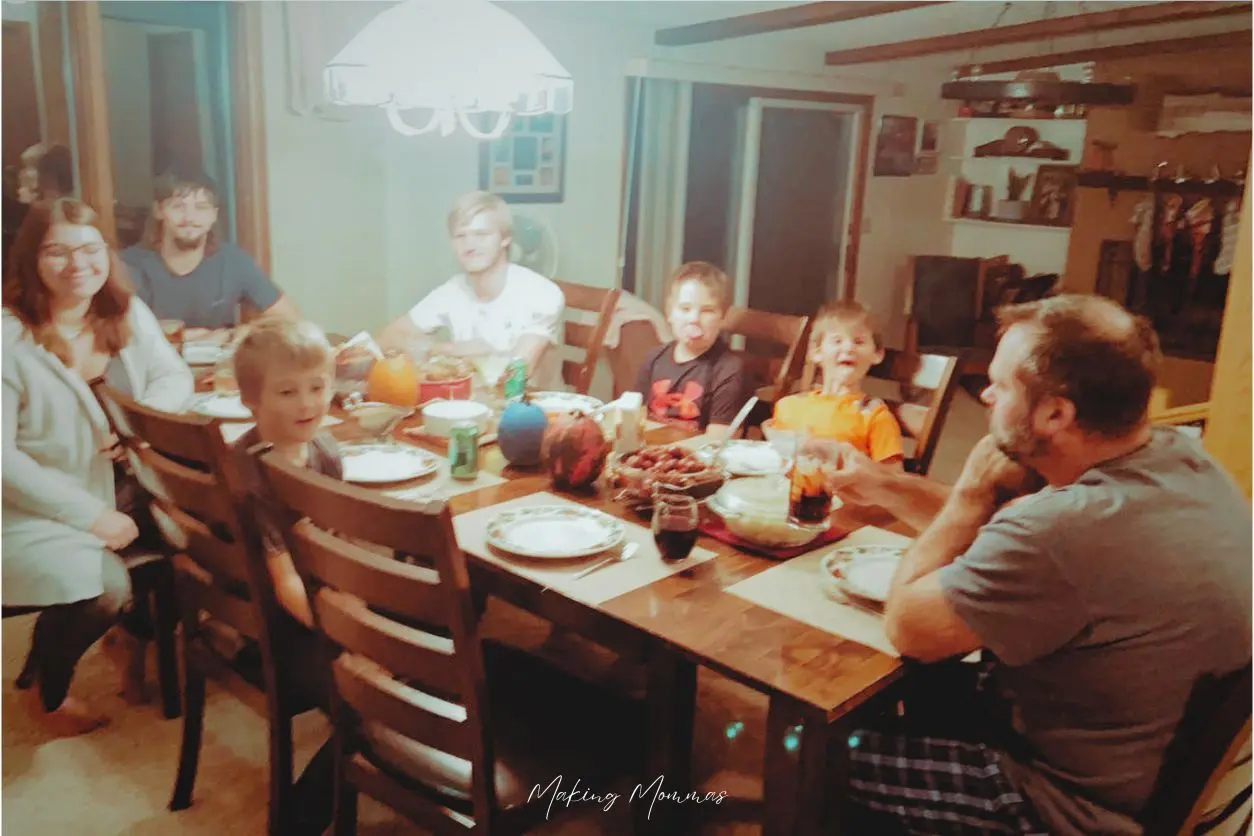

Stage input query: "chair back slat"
[
  {"left": 258, "top": 451, "right": 498, "bottom": 816},
  {"left": 722, "top": 307, "right": 810, "bottom": 397},
  {"left": 314, "top": 589, "right": 463, "bottom": 700},
  {"left": 162, "top": 504, "right": 253, "bottom": 590},
  {"left": 134, "top": 446, "right": 239, "bottom": 534},
  {"left": 95, "top": 385, "right": 222, "bottom": 465},
  {"left": 172, "top": 556, "right": 262, "bottom": 637},
  {"left": 333, "top": 655, "right": 473, "bottom": 761},
  {"left": 290, "top": 521, "right": 452, "bottom": 631},
  {"left": 1141, "top": 663, "right": 1253, "bottom": 835},
  {"left": 552, "top": 279, "right": 620, "bottom": 395}
]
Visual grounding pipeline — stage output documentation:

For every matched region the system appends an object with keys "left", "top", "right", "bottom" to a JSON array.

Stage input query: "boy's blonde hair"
[
  {"left": 233, "top": 318, "right": 333, "bottom": 402},
  {"left": 810, "top": 300, "right": 883, "bottom": 351},
  {"left": 446, "top": 190, "right": 512, "bottom": 239},
  {"left": 665, "top": 261, "right": 732, "bottom": 313}
]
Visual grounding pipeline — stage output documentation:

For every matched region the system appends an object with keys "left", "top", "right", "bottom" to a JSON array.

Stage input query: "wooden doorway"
[{"left": 2, "top": 22, "right": 42, "bottom": 169}]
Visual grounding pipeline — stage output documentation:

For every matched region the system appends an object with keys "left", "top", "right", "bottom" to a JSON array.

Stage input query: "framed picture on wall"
[
  {"left": 1029, "top": 164, "right": 1078, "bottom": 226},
  {"left": 478, "top": 113, "right": 567, "bottom": 203},
  {"left": 873, "top": 114, "right": 918, "bottom": 177}
]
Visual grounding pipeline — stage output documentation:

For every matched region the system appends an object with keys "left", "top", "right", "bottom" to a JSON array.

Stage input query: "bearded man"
[
  {"left": 825, "top": 294, "right": 1251, "bottom": 835},
  {"left": 122, "top": 169, "right": 299, "bottom": 344}
]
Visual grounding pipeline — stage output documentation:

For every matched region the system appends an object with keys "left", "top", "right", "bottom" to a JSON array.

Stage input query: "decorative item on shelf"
[
  {"left": 541, "top": 411, "right": 609, "bottom": 490},
  {"left": 1029, "top": 165, "right": 1078, "bottom": 227},
  {"left": 995, "top": 168, "right": 1033, "bottom": 222},
  {"left": 973, "top": 125, "right": 1070, "bottom": 160},
  {"left": 873, "top": 114, "right": 918, "bottom": 177}
]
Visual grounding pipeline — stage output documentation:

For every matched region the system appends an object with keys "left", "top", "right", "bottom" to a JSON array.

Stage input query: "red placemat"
[{"left": 699, "top": 514, "right": 850, "bottom": 560}]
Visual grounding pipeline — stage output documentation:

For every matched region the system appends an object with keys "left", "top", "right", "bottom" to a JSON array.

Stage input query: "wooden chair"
[
  {"left": 552, "top": 279, "right": 621, "bottom": 395},
  {"left": 1141, "top": 663, "right": 1252, "bottom": 836},
  {"left": 93, "top": 385, "right": 320, "bottom": 836},
  {"left": 84, "top": 380, "right": 184, "bottom": 718},
  {"left": 257, "top": 452, "right": 646, "bottom": 835},
  {"left": 723, "top": 307, "right": 810, "bottom": 402},
  {"left": 797, "top": 349, "right": 962, "bottom": 475}
]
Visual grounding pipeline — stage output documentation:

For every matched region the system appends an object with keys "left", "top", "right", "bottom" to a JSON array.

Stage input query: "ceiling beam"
[
  {"left": 954, "top": 29, "right": 1252, "bottom": 77},
  {"left": 655, "top": 1, "right": 945, "bottom": 47},
  {"left": 824, "top": 2, "right": 1250, "bottom": 66}
]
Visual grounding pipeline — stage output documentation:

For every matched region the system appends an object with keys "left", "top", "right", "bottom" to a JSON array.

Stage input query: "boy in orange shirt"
[{"left": 772, "top": 301, "right": 904, "bottom": 465}]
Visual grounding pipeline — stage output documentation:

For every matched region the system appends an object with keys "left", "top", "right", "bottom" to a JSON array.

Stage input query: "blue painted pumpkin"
[{"left": 498, "top": 399, "right": 549, "bottom": 466}]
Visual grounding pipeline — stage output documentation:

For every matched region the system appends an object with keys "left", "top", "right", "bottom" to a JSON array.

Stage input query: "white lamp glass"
[{"left": 324, "top": 0, "right": 573, "bottom": 139}]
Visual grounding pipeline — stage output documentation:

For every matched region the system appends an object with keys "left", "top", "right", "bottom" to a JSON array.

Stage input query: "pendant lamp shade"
[{"left": 324, "top": 0, "right": 574, "bottom": 138}]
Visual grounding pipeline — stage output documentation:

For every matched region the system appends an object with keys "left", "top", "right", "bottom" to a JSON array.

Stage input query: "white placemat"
[
  {"left": 452, "top": 492, "right": 716, "bottom": 605},
  {"left": 383, "top": 462, "right": 505, "bottom": 502},
  {"left": 219, "top": 415, "right": 342, "bottom": 444},
  {"left": 726, "top": 526, "right": 913, "bottom": 657}
]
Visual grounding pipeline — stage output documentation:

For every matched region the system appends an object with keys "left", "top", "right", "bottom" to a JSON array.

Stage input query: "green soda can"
[
  {"left": 448, "top": 421, "right": 480, "bottom": 480},
  {"left": 502, "top": 357, "right": 527, "bottom": 402}
]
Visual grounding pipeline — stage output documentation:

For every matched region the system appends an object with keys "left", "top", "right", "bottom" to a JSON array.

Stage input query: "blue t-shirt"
[{"left": 121, "top": 243, "right": 281, "bottom": 329}]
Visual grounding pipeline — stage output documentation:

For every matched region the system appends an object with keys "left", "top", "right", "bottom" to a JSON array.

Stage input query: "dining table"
[{"left": 200, "top": 377, "right": 929, "bottom": 836}]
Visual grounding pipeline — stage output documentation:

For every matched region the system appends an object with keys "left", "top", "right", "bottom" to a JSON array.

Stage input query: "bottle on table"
[
  {"left": 502, "top": 357, "right": 527, "bottom": 402},
  {"left": 614, "top": 391, "right": 644, "bottom": 455}
]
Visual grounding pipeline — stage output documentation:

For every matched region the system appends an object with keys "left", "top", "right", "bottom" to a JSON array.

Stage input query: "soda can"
[
  {"left": 448, "top": 421, "right": 480, "bottom": 480},
  {"left": 502, "top": 357, "right": 527, "bottom": 402}
]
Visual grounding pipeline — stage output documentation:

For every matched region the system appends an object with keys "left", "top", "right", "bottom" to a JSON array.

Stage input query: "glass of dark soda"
[
  {"left": 652, "top": 491, "right": 699, "bottom": 562},
  {"left": 788, "top": 432, "right": 838, "bottom": 528}
]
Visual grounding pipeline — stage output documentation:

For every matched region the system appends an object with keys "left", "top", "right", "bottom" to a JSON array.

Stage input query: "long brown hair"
[{"left": 3, "top": 198, "right": 133, "bottom": 365}]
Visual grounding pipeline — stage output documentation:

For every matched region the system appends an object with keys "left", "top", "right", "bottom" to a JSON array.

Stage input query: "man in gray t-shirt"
[
  {"left": 122, "top": 169, "right": 297, "bottom": 341},
  {"left": 828, "top": 295, "right": 1251, "bottom": 836}
]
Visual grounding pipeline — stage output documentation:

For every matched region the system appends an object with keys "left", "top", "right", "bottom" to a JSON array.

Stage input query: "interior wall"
[
  {"left": 257, "top": 1, "right": 942, "bottom": 344},
  {"left": 1063, "top": 45, "right": 1252, "bottom": 293}
]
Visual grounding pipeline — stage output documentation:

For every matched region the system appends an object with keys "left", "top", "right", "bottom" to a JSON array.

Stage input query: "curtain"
[{"left": 622, "top": 76, "right": 691, "bottom": 310}]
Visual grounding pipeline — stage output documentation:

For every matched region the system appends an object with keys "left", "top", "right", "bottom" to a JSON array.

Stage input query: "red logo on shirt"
[{"left": 649, "top": 379, "right": 704, "bottom": 423}]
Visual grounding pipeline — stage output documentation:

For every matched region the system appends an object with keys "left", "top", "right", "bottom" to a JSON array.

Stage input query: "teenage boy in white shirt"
[{"left": 378, "top": 191, "right": 564, "bottom": 389}]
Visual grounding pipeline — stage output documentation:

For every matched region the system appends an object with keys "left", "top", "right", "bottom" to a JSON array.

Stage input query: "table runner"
[
  {"left": 725, "top": 526, "right": 913, "bottom": 657},
  {"left": 452, "top": 491, "right": 716, "bottom": 605}
]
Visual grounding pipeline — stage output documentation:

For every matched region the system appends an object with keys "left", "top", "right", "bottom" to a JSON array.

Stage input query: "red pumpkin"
[{"left": 541, "top": 411, "right": 609, "bottom": 489}]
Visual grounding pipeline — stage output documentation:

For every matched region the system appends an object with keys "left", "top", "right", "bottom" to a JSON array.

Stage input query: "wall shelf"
[
  {"left": 945, "top": 217, "right": 1071, "bottom": 232},
  {"left": 950, "top": 155, "right": 1073, "bottom": 163},
  {"left": 1076, "top": 170, "right": 1245, "bottom": 199}
]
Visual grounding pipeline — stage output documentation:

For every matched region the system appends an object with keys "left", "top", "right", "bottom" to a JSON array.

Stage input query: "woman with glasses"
[{"left": 2, "top": 198, "right": 192, "bottom": 736}]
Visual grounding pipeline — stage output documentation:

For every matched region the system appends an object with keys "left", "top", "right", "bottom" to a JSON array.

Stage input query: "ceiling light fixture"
[{"left": 323, "top": 0, "right": 573, "bottom": 140}]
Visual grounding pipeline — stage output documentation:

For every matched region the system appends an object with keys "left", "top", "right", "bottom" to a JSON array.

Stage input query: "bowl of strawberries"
[{"left": 607, "top": 444, "right": 725, "bottom": 511}]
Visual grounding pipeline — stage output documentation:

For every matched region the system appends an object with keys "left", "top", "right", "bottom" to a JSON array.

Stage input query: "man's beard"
[
  {"left": 169, "top": 227, "right": 207, "bottom": 251},
  {"left": 993, "top": 417, "right": 1048, "bottom": 463}
]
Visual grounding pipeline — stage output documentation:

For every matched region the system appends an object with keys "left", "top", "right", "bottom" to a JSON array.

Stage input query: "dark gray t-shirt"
[
  {"left": 121, "top": 243, "right": 281, "bottom": 329},
  {"left": 231, "top": 427, "right": 343, "bottom": 554},
  {"left": 939, "top": 428, "right": 1252, "bottom": 835}
]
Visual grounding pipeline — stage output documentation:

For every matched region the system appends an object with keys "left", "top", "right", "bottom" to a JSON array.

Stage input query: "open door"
[{"left": 725, "top": 98, "right": 863, "bottom": 317}]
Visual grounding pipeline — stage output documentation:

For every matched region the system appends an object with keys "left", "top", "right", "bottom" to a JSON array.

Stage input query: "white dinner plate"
[
  {"left": 341, "top": 443, "right": 441, "bottom": 484},
  {"left": 183, "top": 342, "right": 227, "bottom": 366},
  {"left": 528, "top": 391, "right": 604, "bottom": 415},
  {"left": 190, "top": 393, "right": 252, "bottom": 421},
  {"left": 822, "top": 545, "right": 905, "bottom": 604},
  {"left": 696, "top": 440, "right": 786, "bottom": 477},
  {"left": 486, "top": 505, "right": 625, "bottom": 560}
]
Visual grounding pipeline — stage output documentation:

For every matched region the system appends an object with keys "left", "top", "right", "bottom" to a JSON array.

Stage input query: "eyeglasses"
[{"left": 39, "top": 242, "right": 108, "bottom": 261}]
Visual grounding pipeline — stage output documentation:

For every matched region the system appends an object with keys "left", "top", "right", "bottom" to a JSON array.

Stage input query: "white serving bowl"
[
  {"left": 706, "top": 475, "right": 828, "bottom": 549},
  {"left": 421, "top": 399, "right": 492, "bottom": 437}
]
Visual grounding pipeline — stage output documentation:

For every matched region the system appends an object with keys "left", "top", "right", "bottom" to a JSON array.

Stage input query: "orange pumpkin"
[{"left": 366, "top": 352, "right": 420, "bottom": 406}]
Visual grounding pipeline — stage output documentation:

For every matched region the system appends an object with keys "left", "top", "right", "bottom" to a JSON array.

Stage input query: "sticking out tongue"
[{"left": 682, "top": 326, "right": 704, "bottom": 341}]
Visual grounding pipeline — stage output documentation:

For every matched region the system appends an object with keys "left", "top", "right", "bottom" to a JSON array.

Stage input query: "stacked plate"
[
  {"left": 183, "top": 342, "right": 228, "bottom": 366},
  {"left": 340, "top": 443, "right": 441, "bottom": 485},
  {"left": 528, "top": 391, "right": 604, "bottom": 416},
  {"left": 819, "top": 545, "right": 906, "bottom": 609},
  {"left": 189, "top": 392, "right": 251, "bottom": 421},
  {"left": 695, "top": 440, "right": 786, "bottom": 477},
  {"left": 486, "top": 505, "right": 625, "bottom": 560}
]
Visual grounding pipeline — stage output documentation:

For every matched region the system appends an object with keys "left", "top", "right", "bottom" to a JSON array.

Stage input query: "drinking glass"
[
  {"left": 787, "top": 431, "right": 838, "bottom": 528},
  {"left": 158, "top": 319, "right": 185, "bottom": 353},
  {"left": 652, "top": 491, "right": 700, "bottom": 562},
  {"left": 212, "top": 348, "right": 238, "bottom": 394}
]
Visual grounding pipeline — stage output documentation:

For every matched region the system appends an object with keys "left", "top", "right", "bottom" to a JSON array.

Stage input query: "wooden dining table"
[{"left": 313, "top": 399, "right": 927, "bottom": 836}]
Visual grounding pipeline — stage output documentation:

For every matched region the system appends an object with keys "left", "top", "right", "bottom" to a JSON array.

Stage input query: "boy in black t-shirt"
[{"left": 634, "top": 262, "right": 746, "bottom": 436}]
